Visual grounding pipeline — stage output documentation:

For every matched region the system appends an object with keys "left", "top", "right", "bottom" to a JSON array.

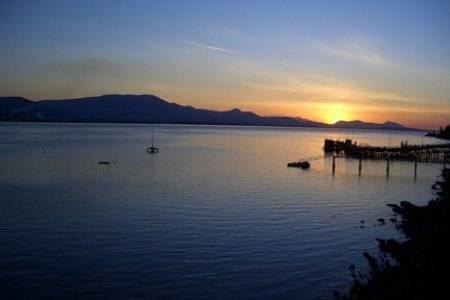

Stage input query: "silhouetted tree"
[{"left": 427, "top": 125, "right": 450, "bottom": 140}]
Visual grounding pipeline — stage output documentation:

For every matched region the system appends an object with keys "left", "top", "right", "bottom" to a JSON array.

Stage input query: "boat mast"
[{"left": 151, "top": 126, "right": 154, "bottom": 147}]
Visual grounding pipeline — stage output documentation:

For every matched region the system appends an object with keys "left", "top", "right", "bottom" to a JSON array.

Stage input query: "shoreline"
[
  {"left": 337, "top": 166, "right": 450, "bottom": 299},
  {"left": 0, "top": 120, "right": 428, "bottom": 133}
]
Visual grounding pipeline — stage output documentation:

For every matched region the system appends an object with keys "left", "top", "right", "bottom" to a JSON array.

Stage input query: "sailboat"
[{"left": 146, "top": 126, "right": 159, "bottom": 154}]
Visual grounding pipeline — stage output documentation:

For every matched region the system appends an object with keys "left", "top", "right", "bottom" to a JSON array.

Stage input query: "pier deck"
[{"left": 324, "top": 139, "right": 450, "bottom": 163}]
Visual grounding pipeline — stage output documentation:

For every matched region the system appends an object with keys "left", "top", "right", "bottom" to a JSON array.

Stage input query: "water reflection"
[{"left": 0, "top": 123, "right": 443, "bottom": 299}]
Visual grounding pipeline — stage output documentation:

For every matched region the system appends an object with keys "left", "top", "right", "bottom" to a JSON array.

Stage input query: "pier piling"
[
  {"left": 324, "top": 139, "right": 450, "bottom": 178},
  {"left": 358, "top": 159, "right": 362, "bottom": 176},
  {"left": 414, "top": 160, "right": 418, "bottom": 179},
  {"left": 386, "top": 160, "right": 390, "bottom": 178},
  {"left": 332, "top": 156, "right": 336, "bottom": 175}
]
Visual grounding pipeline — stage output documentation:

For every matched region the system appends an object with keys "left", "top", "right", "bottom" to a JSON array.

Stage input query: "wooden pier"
[{"left": 324, "top": 139, "right": 450, "bottom": 164}]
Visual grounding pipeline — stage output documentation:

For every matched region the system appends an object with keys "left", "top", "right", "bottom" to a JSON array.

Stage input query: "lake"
[{"left": 0, "top": 123, "right": 444, "bottom": 299}]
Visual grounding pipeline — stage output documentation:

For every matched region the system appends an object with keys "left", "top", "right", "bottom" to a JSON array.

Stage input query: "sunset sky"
[{"left": 1, "top": 0, "right": 449, "bottom": 129}]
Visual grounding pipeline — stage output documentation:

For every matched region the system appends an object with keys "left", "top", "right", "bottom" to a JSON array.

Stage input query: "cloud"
[
  {"left": 273, "top": 60, "right": 295, "bottom": 68},
  {"left": 316, "top": 37, "right": 388, "bottom": 66},
  {"left": 185, "top": 41, "right": 240, "bottom": 55},
  {"left": 26, "top": 57, "right": 163, "bottom": 99},
  {"left": 241, "top": 70, "right": 429, "bottom": 109},
  {"left": 41, "top": 57, "right": 122, "bottom": 77},
  {"left": 214, "top": 26, "right": 251, "bottom": 40}
]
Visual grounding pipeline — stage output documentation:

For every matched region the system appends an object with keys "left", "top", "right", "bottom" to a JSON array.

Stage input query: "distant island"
[{"left": 0, "top": 94, "right": 418, "bottom": 131}]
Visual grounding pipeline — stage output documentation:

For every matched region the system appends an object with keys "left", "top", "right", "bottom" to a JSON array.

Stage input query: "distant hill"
[
  {"left": 0, "top": 94, "right": 416, "bottom": 130},
  {"left": 333, "top": 120, "right": 408, "bottom": 130}
]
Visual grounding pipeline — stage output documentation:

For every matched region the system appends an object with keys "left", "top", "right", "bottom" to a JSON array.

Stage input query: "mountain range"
[{"left": 0, "top": 94, "right": 417, "bottom": 130}]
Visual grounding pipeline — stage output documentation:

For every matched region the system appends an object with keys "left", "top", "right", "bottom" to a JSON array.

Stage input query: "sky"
[{"left": 1, "top": 0, "right": 449, "bottom": 129}]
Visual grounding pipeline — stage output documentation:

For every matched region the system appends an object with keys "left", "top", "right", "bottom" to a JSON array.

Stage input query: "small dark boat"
[
  {"left": 146, "top": 146, "right": 159, "bottom": 154},
  {"left": 287, "top": 161, "right": 310, "bottom": 169},
  {"left": 98, "top": 161, "right": 111, "bottom": 165}
]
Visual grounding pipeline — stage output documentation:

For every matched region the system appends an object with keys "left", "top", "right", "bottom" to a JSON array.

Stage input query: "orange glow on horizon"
[
  {"left": 172, "top": 95, "right": 449, "bottom": 130},
  {"left": 320, "top": 103, "right": 353, "bottom": 124}
]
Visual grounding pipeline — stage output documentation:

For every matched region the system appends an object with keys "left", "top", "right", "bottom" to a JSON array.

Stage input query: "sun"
[{"left": 323, "top": 104, "right": 352, "bottom": 124}]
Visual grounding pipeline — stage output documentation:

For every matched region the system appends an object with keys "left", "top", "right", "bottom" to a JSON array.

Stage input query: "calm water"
[{"left": 0, "top": 123, "right": 444, "bottom": 299}]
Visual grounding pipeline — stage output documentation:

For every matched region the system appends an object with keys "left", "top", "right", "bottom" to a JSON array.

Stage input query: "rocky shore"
[{"left": 337, "top": 167, "right": 450, "bottom": 299}]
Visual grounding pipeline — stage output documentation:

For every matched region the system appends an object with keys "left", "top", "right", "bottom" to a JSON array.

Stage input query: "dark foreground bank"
[
  {"left": 427, "top": 125, "right": 450, "bottom": 140},
  {"left": 336, "top": 167, "right": 450, "bottom": 299}
]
